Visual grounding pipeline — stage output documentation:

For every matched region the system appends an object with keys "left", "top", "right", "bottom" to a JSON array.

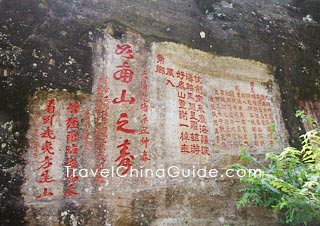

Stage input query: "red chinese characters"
[
  {"left": 140, "top": 150, "right": 150, "bottom": 162},
  {"left": 113, "top": 61, "right": 134, "bottom": 83},
  {"left": 113, "top": 43, "right": 136, "bottom": 175},
  {"left": 209, "top": 83, "right": 274, "bottom": 150},
  {"left": 93, "top": 76, "right": 109, "bottom": 183},
  {"left": 112, "top": 89, "right": 135, "bottom": 104},
  {"left": 115, "top": 139, "right": 135, "bottom": 175},
  {"left": 36, "top": 99, "right": 56, "bottom": 199},
  {"left": 139, "top": 71, "right": 151, "bottom": 162},
  {"left": 64, "top": 101, "right": 80, "bottom": 197},
  {"left": 115, "top": 44, "right": 134, "bottom": 59},
  {"left": 116, "top": 113, "right": 135, "bottom": 134},
  {"left": 155, "top": 54, "right": 209, "bottom": 155}
]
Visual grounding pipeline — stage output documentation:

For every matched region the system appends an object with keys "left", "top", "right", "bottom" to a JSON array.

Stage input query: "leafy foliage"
[{"left": 232, "top": 112, "right": 320, "bottom": 225}]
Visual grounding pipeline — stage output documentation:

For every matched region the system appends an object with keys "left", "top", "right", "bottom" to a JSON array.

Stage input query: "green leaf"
[{"left": 233, "top": 112, "right": 320, "bottom": 225}]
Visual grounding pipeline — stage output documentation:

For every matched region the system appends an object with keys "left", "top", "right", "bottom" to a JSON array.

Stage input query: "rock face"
[{"left": 0, "top": 0, "right": 319, "bottom": 226}]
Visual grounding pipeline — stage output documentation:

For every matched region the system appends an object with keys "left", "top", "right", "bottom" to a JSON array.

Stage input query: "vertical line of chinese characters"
[
  {"left": 113, "top": 44, "right": 136, "bottom": 175},
  {"left": 36, "top": 99, "right": 56, "bottom": 199},
  {"left": 139, "top": 70, "right": 151, "bottom": 162},
  {"left": 93, "top": 76, "right": 109, "bottom": 184},
  {"left": 64, "top": 101, "right": 80, "bottom": 197}
]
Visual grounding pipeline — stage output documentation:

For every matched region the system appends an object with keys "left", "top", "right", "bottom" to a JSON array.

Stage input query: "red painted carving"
[
  {"left": 112, "top": 89, "right": 135, "bottom": 104},
  {"left": 113, "top": 61, "right": 134, "bottom": 83},
  {"left": 116, "top": 113, "right": 135, "bottom": 134},
  {"left": 115, "top": 139, "right": 135, "bottom": 175},
  {"left": 115, "top": 44, "right": 134, "bottom": 59}
]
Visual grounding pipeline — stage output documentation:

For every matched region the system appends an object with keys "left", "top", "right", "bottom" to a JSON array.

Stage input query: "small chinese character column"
[
  {"left": 234, "top": 85, "right": 249, "bottom": 147},
  {"left": 64, "top": 101, "right": 80, "bottom": 197},
  {"left": 93, "top": 76, "right": 109, "bottom": 184},
  {"left": 139, "top": 71, "right": 151, "bottom": 163},
  {"left": 245, "top": 82, "right": 273, "bottom": 147}
]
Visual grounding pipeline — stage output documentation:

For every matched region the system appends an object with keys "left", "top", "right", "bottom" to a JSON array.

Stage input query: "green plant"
[{"left": 232, "top": 112, "right": 320, "bottom": 225}]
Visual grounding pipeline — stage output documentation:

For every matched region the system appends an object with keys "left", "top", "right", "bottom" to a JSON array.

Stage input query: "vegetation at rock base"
[{"left": 232, "top": 111, "right": 320, "bottom": 225}]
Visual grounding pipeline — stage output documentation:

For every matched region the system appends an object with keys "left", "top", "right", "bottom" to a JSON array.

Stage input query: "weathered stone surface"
[
  {"left": 298, "top": 100, "right": 320, "bottom": 130},
  {"left": 20, "top": 29, "right": 288, "bottom": 225}
]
